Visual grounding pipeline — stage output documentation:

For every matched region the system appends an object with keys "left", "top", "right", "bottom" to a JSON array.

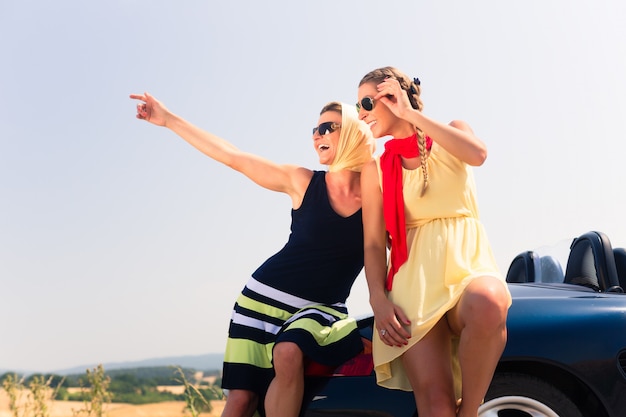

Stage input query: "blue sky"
[{"left": 2, "top": 0, "right": 625, "bottom": 373}]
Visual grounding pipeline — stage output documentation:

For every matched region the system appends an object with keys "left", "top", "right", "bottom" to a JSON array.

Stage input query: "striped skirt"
[{"left": 221, "top": 277, "right": 363, "bottom": 395}]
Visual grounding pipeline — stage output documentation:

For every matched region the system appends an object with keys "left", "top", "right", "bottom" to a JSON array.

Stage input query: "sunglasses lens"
[
  {"left": 361, "top": 97, "right": 374, "bottom": 111},
  {"left": 313, "top": 122, "right": 334, "bottom": 136}
]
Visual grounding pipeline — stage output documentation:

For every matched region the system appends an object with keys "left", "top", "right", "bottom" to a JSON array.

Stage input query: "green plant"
[
  {"left": 72, "top": 365, "right": 112, "bottom": 417},
  {"left": 2, "top": 373, "right": 63, "bottom": 417},
  {"left": 173, "top": 367, "right": 212, "bottom": 417},
  {"left": 2, "top": 373, "right": 24, "bottom": 417}
]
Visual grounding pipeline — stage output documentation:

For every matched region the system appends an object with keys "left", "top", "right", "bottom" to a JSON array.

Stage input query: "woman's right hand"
[
  {"left": 130, "top": 92, "right": 170, "bottom": 127},
  {"left": 371, "top": 295, "right": 411, "bottom": 347}
]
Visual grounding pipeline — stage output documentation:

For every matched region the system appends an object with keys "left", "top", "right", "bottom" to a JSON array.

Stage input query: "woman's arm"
[
  {"left": 361, "top": 160, "right": 411, "bottom": 346},
  {"left": 361, "top": 160, "right": 388, "bottom": 302},
  {"left": 130, "top": 92, "right": 312, "bottom": 200},
  {"left": 375, "top": 79, "right": 487, "bottom": 166},
  {"left": 405, "top": 113, "right": 486, "bottom": 166}
]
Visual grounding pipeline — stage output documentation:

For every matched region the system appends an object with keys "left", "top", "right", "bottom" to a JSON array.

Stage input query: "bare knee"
[
  {"left": 409, "top": 371, "right": 456, "bottom": 416},
  {"left": 456, "top": 277, "right": 509, "bottom": 333},
  {"left": 401, "top": 329, "right": 457, "bottom": 413},
  {"left": 417, "top": 387, "right": 457, "bottom": 416},
  {"left": 225, "top": 389, "right": 257, "bottom": 406},
  {"left": 470, "top": 278, "right": 508, "bottom": 323},
  {"left": 222, "top": 389, "right": 258, "bottom": 417},
  {"left": 273, "top": 342, "right": 304, "bottom": 375}
]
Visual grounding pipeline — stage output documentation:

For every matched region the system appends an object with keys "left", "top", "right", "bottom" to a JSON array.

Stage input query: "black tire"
[{"left": 479, "top": 372, "right": 584, "bottom": 417}]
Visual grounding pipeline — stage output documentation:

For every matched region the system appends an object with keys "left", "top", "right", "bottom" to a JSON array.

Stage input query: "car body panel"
[
  {"left": 302, "top": 231, "right": 626, "bottom": 417},
  {"left": 303, "top": 283, "right": 626, "bottom": 417}
]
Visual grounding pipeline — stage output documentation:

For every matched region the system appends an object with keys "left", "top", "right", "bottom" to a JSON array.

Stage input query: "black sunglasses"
[
  {"left": 356, "top": 96, "right": 375, "bottom": 112},
  {"left": 312, "top": 121, "right": 341, "bottom": 136}
]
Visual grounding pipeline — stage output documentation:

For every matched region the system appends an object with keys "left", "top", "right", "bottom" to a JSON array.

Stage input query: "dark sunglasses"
[
  {"left": 356, "top": 96, "right": 375, "bottom": 112},
  {"left": 312, "top": 121, "right": 341, "bottom": 136}
]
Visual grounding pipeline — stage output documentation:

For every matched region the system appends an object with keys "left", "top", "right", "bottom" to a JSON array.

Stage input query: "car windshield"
[{"left": 529, "top": 237, "right": 574, "bottom": 284}]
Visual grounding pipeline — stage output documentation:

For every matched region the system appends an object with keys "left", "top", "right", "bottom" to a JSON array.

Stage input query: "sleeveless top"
[{"left": 252, "top": 171, "right": 364, "bottom": 304}]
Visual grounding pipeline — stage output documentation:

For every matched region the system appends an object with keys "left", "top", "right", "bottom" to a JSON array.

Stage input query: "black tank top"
[{"left": 252, "top": 171, "right": 364, "bottom": 304}]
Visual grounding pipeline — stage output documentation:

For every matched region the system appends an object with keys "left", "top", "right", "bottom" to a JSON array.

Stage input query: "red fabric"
[{"left": 380, "top": 133, "right": 433, "bottom": 290}]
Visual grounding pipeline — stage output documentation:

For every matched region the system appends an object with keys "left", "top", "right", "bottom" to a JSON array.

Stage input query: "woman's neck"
[
  {"left": 388, "top": 122, "right": 416, "bottom": 140},
  {"left": 326, "top": 169, "right": 360, "bottom": 191}
]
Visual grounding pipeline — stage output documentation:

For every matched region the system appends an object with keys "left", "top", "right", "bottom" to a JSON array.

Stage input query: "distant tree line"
[{"left": 0, "top": 366, "right": 223, "bottom": 405}]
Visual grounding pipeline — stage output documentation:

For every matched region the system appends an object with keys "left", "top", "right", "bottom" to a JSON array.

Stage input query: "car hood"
[{"left": 504, "top": 283, "right": 626, "bottom": 363}]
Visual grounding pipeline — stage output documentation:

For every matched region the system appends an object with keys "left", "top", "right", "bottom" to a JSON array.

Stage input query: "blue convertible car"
[{"left": 301, "top": 230, "right": 626, "bottom": 417}]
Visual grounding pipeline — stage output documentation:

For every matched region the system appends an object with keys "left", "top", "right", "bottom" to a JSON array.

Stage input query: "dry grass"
[
  {"left": 0, "top": 390, "right": 225, "bottom": 417},
  {"left": 105, "top": 400, "right": 225, "bottom": 417},
  {"left": 155, "top": 386, "right": 186, "bottom": 395}
]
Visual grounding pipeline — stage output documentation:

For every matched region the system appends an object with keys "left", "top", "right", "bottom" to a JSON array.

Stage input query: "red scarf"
[{"left": 380, "top": 133, "right": 432, "bottom": 290}]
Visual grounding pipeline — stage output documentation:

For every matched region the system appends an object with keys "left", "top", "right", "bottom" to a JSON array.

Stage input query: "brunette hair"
[{"left": 359, "top": 66, "right": 429, "bottom": 195}]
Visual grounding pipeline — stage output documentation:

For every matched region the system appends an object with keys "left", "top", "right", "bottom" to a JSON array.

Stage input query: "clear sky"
[{"left": 2, "top": 0, "right": 625, "bottom": 373}]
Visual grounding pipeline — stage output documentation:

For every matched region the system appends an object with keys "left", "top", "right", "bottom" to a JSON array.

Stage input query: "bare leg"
[
  {"left": 220, "top": 389, "right": 258, "bottom": 417},
  {"left": 401, "top": 318, "right": 457, "bottom": 417},
  {"left": 448, "top": 276, "right": 509, "bottom": 417},
  {"left": 265, "top": 342, "right": 305, "bottom": 417}
]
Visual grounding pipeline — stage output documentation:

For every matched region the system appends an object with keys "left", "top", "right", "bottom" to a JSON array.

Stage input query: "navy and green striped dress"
[{"left": 221, "top": 171, "right": 364, "bottom": 395}]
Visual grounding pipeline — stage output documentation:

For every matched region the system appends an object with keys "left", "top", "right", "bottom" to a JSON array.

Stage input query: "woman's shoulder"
[
  {"left": 362, "top": 158, "right": 380, "bottom": 176},
  {"left": 448, "top": 119, "right": 473, "bottom": 130},
  {"left": 293, "top": 166, "right": 316, "bottom": 185}
]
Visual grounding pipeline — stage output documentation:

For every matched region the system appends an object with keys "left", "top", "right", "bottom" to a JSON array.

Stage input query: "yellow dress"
[{"left": 373, "top": 141, "right": 512, "bottom": 393}]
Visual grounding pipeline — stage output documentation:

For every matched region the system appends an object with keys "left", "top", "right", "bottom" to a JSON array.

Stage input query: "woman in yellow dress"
[{"left": 357, "top": 66, "right": 512, "bottom": 417}]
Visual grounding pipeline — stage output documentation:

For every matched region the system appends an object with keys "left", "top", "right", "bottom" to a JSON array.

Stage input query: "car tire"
[{"left": 479, "top": 372, "right": 584, "bottom": 417}]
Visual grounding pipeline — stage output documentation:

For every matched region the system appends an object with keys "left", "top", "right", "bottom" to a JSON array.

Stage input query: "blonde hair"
[
  {"left": 359, "top": 66, "right": 429, "bottom": 195},
  {"left": 322, "top": 102, "right": 375, "bottom": 173}
]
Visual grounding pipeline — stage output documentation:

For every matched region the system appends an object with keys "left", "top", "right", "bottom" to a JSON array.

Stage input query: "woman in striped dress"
[{"left": 131, "top": 92, "right": 374, "bottom": 417}]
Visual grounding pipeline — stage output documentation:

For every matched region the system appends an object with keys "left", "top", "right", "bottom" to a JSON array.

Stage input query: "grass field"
[{"left": 0, "top": 390, "right": 225, "bottom": 417}]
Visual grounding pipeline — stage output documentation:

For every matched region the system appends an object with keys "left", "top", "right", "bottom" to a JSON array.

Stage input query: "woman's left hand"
[
  {"left": 374, "top": 77, "right": 413, "bottom": 120},
  {"left": 130, "top": 92, "right": 170, "bottom": 127},
  {"left": 371, "top": 296, "right": 411, "bottom": 347}
]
